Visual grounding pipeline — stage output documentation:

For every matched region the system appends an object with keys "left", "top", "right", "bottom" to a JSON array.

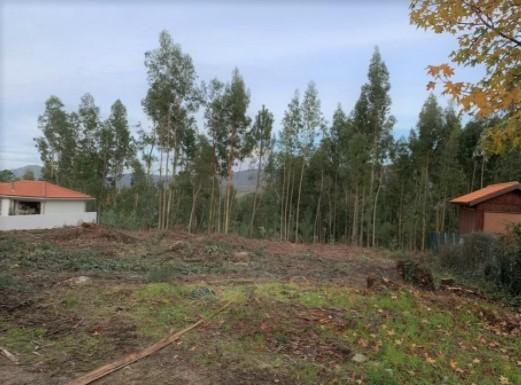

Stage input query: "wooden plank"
[{"left": 65, "top": 302, "right": 231, "bottom": 385}]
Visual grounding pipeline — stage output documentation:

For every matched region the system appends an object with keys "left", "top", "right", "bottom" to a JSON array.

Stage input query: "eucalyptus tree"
[
  {"left": 186, "top": 135, "right": 215, "bottom": 232},
  {"left": 326, "top": 105, "right": 348, "bottom": 242},
  {"left": 221, "top": 69, "right": 252, "bottom": 234},
  {"left": 295, "top": 82, "right": 323, "bottom": 242},
  {"left": 76, "top": 93, "right": 103, "bottom": 202},
  {"left": 363, "top": 48, "right": 394, "bottom": 247},
  {"left": 279, "top": 91, "right": 302, "bottom": 240},
  {"left": 35, "top": 96, "right": 76, "bottom": 186},
  {"left": 249, "top": 105, "right": 274, "bottom": 235},
  {"left": 106, "top": 100, "right": 134, "bottom": 188},
  {"left": 204, "top": 70, "right": 253, "bottom": 234},
  {"left": 204, "top": 79, "right": 228, "bottom": 232},
  {"left": 411, "top": 94, "right": 444, "bottom": 250},
  {"left": 143, "top": 30, "right": 200, "bottom": 230}
]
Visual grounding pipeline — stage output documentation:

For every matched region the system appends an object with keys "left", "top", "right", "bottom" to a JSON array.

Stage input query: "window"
[{"left": 14, "top": 200, "right": 41, "bottom": 215}]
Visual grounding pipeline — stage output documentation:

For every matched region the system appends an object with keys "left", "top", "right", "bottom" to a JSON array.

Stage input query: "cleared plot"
[{"left": 0, "top": 226, "right": 519, "bottom": 385}]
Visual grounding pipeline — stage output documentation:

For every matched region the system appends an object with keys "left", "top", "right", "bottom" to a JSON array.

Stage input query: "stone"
[{"left": 351, "top": 353, "right": 368, "bottom": 363}]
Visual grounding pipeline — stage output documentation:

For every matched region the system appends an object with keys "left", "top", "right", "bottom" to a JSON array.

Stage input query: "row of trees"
[{"left": 32, "top": 31, "right": 521, "bottom": 249}]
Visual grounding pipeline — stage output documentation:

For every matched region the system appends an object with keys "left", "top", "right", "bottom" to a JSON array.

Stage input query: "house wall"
[
  {"left": 0, "top": 212, "right": 96, "bottom": 231},
  {"left": 483, "top": 212, "right": 521, "bottom": 234},
  {"left": 476, "top": 190, "right": 521, "bottom": 212},
  {"left": 458, "top": 207, "right": 478, "bottom": 234},
  {"left": 0, "top": 198, "right": 9, "bottom": 217},
  {"left": 457, "top": 190, "right": 521, "bottom": 235},
  {"left": 43, "top": 200, "right": 86, "bottom": 214}
]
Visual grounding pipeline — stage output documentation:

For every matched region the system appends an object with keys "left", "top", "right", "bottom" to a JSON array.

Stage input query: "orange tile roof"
[
  {"left": 450, "top": 181, "right": 520, "bottom": 206},
  {"left": 0, "top": 180, "right": 94, "bottom": 200}
]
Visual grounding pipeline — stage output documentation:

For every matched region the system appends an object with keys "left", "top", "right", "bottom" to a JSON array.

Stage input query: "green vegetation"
[
  {"left": 436, "top": 226, "right": 521, "bottom": 297},
  {"left": 1, "top": 230, "right": 519, "bottom": 384},
  {"left": 31, "top": 29, "right": 521, "bottom": 249},
  {"left": 3, "top": 280, "right": 519, "bottom": 384}
]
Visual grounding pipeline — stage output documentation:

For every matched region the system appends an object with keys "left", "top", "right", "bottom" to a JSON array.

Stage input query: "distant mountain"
[
  {"left": 117, "top": 169, "right": 259, "bottom": 195},
  {"left": 10, "top": 165, "right": 259, "bottom": 195},
  {"left": 10, "top": 165, "right": 43, "bottom": 179},
  {"left": 232, "top": 169, "right": 258, "bottom": 195}
]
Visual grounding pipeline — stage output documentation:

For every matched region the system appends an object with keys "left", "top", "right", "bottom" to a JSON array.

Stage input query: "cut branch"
[{"left": 65, "top": 302, "right": 231, "bottom": 385}]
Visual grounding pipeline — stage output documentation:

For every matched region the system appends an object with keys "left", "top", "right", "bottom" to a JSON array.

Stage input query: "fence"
[{"left": 427, "top": 232, "right": 461, "bottom": 251}]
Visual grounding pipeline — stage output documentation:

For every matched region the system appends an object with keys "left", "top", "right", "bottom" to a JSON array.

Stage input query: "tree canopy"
[{"left": 410, "top": 0, "right": 521, "bottom": 154}]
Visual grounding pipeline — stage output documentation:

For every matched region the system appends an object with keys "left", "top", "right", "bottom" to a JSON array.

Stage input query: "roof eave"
[
  {"left": 450, "top": 184, "right": 521, "bottom": 207},
  {"left": 0, "top": 194, "right": 95, "bottom": 201}
]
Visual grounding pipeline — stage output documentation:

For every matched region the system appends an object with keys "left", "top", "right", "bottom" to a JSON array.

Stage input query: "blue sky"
[{"left": 0, "top": 1, "right": 481, "bottom": 170}]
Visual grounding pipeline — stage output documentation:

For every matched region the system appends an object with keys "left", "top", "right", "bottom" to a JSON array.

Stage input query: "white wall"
[
  {"left": 43, "top": 200, "right": 86, "bottom": 214},
  {"left": 0, "top": 212, "right": 97, "bottom": 231},
  {"left": 0, "top": 199, "right": 10, "bottom": 217}
]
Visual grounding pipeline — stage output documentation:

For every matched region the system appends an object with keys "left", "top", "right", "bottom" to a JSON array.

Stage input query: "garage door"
[{"left": 483, "top": 212, "right": 521, "bottom": 234}]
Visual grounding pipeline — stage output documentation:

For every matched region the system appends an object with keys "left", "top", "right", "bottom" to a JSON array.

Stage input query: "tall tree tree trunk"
[
  {"left": 285, "top": 161, "right": 293, "bottom": 241},
  {"left": 208, "top": 175, "right": 216, "bottom": 233},
  {"left": 294, "top": 157, "right": 306, "bottom": 243},
  {"left": 398, "top": 182, "right": 404, "bottom": 249},
  {"left": 344, "top": 189, "right": 349, "bottom": 244},
  {"left": 351, "top": 185, "right": 359, "bottom": 245},
  {"left": 224, "top": 165, "right": 233, "bottom": 234},
  {"left": 217, "top": 185, "right": 222, "bottom": 233},
  {"left": 367, "top": 137, "right": 378, "bottom": 247},
  {"left": 188, "top": 183, "right": 201, "bottom": 233},
  {"left": 250, "top": 143, "right": 264, "bottom": 236},
  {"left": 157, "top": 148, "right": 164, "bottom": 230},
  {"left": 359, "top": 184, "right": 365, "bottom": 246},
  {"left": 287, "top": 164, "right": 295, "bottom": 241},
  {"left": 421, "top": 159, "right": 429, "bottom": 251},
  {"left": 163, "top": 147, "right": 170, "bottom": 230},
  {"left": 480, "top": 156, "right": 486, "bottom": 188},
  {"left": 371, "top": 171, "right": 383, "bottom": 247},
  {"left": 313, "top": 169, "right": 324, "bottom": 243},
  {"left": 470, "top": 159, "right": 477, "bottom": 192},
  {"left": 280, "top": 159, "right": 286, "bottom": 240}
]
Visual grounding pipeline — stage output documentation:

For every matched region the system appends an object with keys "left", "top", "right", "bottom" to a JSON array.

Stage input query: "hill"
[
  {"left": 10, "top": 165, "right": 42, "bottom": 179},
  {"left": 9, "top": 165, "right": 258, "bottom": 194}
]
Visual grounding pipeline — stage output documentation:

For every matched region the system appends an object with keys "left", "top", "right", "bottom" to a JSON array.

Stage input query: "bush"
[
  {"left": 438, "top": 232, "right": 501, "bottom": 277},
  {"left": 436, "top": 226, "right": 521, "bottom": 296},
  {"left": 495, "top": 225, "right": 521, "bottom": 296},
  {"left": 100, "top": 208, "right": 154, "bottom": 230}
]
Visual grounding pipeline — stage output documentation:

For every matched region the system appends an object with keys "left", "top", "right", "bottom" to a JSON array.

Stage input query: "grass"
[
  {"left": 1, "top": 230, "right": 520, "bottom": 385},
  {"left": 2, "top": 279, "right": 520, "bottom": 384}
]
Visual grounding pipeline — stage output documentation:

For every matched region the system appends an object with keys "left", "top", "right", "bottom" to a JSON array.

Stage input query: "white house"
[{"left": 0, "top": 180, "right": 97, "bottom": 231}]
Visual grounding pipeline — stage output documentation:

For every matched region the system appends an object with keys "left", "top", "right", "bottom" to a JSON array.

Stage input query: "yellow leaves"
[
  {"left": 426, "top": 64, "right": 453, "bottom": 78},
  {"left": 425, "top": 356, "right": 436, "bottom": 364},
  {"left": 357, "top": 338, "right": 369, "bottom": 348},
  {"left": 443, "top": 81, "right": 463, "bottom": 98},
  {"left": 439, "top": 63, "right": 454, "bottom": 77},
  {"left": 449, "top": 359, "right": 465, "bottom": 374},
  {"left": 411, "top": 0, "right": 521, "bottom": 155},
  {"left": 472, "top": 89, "right": 487, "bottom": 109},
  {"left": 426, "top": 65, "right": 440, "bottom": 77}
]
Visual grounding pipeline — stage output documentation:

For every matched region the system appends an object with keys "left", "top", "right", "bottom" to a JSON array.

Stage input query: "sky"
[{"left": 0, "top": 1, "right": 482, "bottom": 170}]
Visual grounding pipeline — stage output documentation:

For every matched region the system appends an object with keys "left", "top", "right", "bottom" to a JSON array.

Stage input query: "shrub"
[
  {"left": 438, "top": 232, "right": 501, "bottom": 277},
  {"left": 436, "top": 227, "right": 521, "bottom": 296}
]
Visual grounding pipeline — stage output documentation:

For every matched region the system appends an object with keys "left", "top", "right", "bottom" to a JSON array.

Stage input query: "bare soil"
[{"left": 1, "top": 225, "right": 519, "bottom": 385}]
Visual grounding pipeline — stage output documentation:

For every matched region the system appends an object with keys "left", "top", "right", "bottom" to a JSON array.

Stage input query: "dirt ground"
[{"left": 1, "top": 225, "right": 520, "bottom": 385}]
